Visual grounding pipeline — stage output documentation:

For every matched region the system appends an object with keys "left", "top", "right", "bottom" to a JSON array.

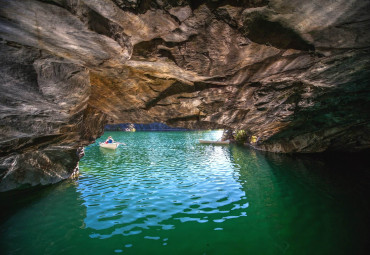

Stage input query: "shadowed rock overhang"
[{"left": 0, "top": 0, "right": 370, "bottom": 191}]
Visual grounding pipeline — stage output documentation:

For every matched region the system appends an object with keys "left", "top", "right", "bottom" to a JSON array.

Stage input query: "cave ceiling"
[{"left": 1, "top": 0, "right": 370, "bottom": 154}]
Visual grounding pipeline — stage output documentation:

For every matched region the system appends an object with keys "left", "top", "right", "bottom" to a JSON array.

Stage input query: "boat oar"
[{"left": 116, "top": 142, "right": 126, "bottom": 145}]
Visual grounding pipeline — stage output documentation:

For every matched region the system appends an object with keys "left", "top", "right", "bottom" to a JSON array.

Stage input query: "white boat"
[
  {"left": 99, "top": 142, "right": 119, "bottom": 150},
  {"left": 199, "top": 139, "right": 230, "bottom": 145}
]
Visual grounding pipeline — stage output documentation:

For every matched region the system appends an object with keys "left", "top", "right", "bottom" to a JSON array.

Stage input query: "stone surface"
[
  {"left": 104, "top": 123, "right": 188, "bottom": 131},
  {"left": 0, "top": 0, "right": 369, "bottom": 190},
  {"left": 0, "top": 41, "right": 108, "bottom": 191}
]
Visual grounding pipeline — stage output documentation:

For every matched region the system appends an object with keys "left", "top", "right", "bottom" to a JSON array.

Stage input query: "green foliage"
[{"left": 235, "top": 130, "right": 248, "bottom": 144}]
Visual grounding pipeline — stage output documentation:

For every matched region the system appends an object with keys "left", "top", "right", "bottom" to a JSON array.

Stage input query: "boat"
[
  {"left": 125, "top": 123, "right": 136, "bottom": 132},
  {"left": 199, "top": 139, "right": 230, "bottom": 145},
  {"left": 99, "top": 142, "right": 119, "bottom": 150}
]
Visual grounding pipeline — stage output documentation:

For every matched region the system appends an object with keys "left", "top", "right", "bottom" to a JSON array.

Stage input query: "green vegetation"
[{"left": 234, "top": 130, "right": 248, "bottom": 144}]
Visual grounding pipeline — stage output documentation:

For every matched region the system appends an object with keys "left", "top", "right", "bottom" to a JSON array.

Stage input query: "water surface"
[{"left": 1, "top": 131, "right": 369, "bottom": 254}]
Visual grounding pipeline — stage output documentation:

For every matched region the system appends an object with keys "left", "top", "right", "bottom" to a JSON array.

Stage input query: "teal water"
[{"left": 1, "top": 131, "right": 369, "bottom": 254}]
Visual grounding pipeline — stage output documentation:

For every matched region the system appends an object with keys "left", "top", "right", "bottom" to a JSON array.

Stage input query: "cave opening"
[{"left": 1, "top": 0, "right": 370, "bottom": 254}]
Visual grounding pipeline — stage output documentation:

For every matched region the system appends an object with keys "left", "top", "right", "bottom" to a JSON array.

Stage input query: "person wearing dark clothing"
[{"left": 105, "top": 136, "right": 114, "bottom": 144}]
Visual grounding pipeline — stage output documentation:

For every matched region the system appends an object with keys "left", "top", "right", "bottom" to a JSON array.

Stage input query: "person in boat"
[{"left": 105, "top": 136, "right": 115, "bottom": 144}]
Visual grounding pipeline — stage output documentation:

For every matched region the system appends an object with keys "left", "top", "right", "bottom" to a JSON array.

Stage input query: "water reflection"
[
  {"left": 0, "top": 181, "right": 88, "bottom": 254},
  {"left": 79, "top": 132, "right": 248, "bottom": 240},
  {"left": 78, "top": 132, "right": 370, "bottom": 254},
  {"left": 229, "top": 146, "right": 370, "bottom": 254},
  {"left": 1, "top": 131, "right": 369, "bottom": 254}
]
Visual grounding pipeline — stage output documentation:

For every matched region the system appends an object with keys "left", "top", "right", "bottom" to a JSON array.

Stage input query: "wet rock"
[
  {"left": 0, "top": 0, "right": 369, "bottom": 190},
  {"left": 0, "top": 42, "right": 107, "bottom": 191}
]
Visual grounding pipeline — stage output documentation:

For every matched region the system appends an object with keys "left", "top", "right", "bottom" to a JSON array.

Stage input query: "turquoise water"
[{"left": 1, "top": 131, "right": 369, "bottom": 254}]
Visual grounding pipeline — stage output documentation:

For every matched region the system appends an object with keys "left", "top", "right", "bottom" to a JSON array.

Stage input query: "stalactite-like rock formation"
[{"left": 1, "top": 0, "right": 369, "bottom": 191}]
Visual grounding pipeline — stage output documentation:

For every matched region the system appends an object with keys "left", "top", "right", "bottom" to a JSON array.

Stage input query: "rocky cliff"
[
  {"left": 105, "top": 123, "right": 188, "bottom": 131},
  {"left": 1, "top": 0, "right": 369, "bottom": 191}
]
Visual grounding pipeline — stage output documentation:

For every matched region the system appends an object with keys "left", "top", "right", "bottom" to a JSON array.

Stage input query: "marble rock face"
[{"left": 1, "top": 0, "right": 369, "bottom": 190}]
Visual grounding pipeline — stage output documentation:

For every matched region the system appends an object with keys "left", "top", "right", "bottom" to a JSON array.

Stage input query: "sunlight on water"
[
  {"left": 0, "top": 131, "right": 369, "bottom": 255},
  {"left": 79, "top": 131, "right": 247, "bottom": 240}
]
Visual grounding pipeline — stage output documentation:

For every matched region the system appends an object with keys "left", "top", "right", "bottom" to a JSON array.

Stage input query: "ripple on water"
[
  {"left": 78, "top": 131, "right": 248, "bottom": 239},
  {"left": 1, "top": 131, "right": 369, "bottom": 255}
]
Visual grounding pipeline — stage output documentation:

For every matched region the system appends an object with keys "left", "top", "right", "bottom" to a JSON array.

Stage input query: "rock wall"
[
  {"left": 105, "top": 123, "right": 189, "bottom": 131},
  {"left": 0, "top": 41, "right": 108, "bottom": 191},
  {"left": 0, "top": 0, "right": 369, "bottom": 190}
]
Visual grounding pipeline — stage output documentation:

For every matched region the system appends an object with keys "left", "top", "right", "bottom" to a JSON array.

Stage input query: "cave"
[
  {"left": 1, "top": 0, "right": 370, "bottom": 254},
  {"left": 0, "top": 0, "right": 369, "bottom": 191}
]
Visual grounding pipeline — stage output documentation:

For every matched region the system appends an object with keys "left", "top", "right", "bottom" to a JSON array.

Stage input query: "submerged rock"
[{"left": 0, "top": 0, "right": 369, "bottom": 190}]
